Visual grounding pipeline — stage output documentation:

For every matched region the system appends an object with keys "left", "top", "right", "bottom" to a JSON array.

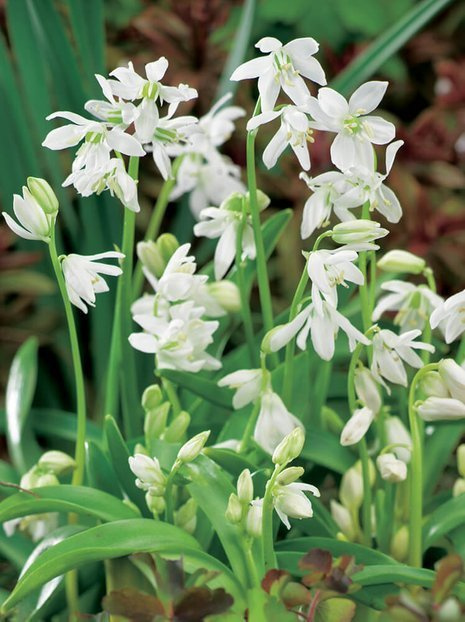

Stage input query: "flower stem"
[
  {"left": 132, "top": 155, "right": 184, "bottom": 300},
  {"left": 261, "top": 465, "right": 280, "bottom": 570},
  {"left": 407, "top": 362, "right": 438, "bottom": 567},
  {"left": 246, "top": 100, "right": 274, "bottom": 336},
  {"left": 48, "top": 229, "right": 86, "bottom": 488},
  {"left": 421, "top": 267, "right": 436, "bottom": 365}
]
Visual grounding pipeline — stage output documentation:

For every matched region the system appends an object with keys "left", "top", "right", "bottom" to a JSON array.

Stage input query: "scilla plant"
[{"left": 1, "top": 37, "right": 465, "bottom": 622}]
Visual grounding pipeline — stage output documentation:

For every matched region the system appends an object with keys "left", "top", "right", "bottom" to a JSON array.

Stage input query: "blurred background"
[{"left": 0, "top": 0, "right": 465, "bottom": 410}]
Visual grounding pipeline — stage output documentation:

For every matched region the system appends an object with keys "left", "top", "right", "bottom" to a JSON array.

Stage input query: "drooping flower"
[
  {"left": 376, "top": 453, "right": 407, "bottom": 482},
  {"left": 354, "top": 366, "right": 382, "bottom": 414},
  {"left": 430, "top": 289, "right": 465, "bottom": 343},
  {"left": 340, "top": 407, "right": 374, "bottom": 446},
  {"left": 3, "top": 186, "right": 56, "bottom": 242},
  {"left": 385, "top": 416, "right": 411, "bottom": 463},
  {"left": 377, "top": 249, "right": 426, "bottom": 275},
  {"left": 61, "top": 251, "right": 124, "bottom": 313},
  {"left": 372, "top": 281, "right": 443, "bottom": 332},
  {"left": 307, "top": 81, "right": 396, "bottom": 170},
  {"left": 273, "top": 480, "right": 320, "bottom": 529},
  {"left": 417, "top": 397, "right": 465, "bottom": 422},
  {"left": 254, "top": 390, "right": 304, "bottom": 455},
  {"left": 439, "top": 358, "right": 465, "bottom": 403},
  {"left": 217, "top": 369, "right": 266, "bottom": 410},
  {"left": 231, "top": 37, "right": 326, "bottom": 112}
]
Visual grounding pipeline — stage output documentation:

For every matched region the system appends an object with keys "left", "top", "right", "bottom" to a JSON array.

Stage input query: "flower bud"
[
  {"left": 355, "top": 366, "right": 381, "bottom": 414},
  {"left": 376, "top": 453, "right": 407, "bottom": 483},
  {"left": 276, "top": 466, "right": 305, "bottom": 486},
  {"left": 164, "top": 411, "right": 191, "bottom": 442},
  {"left": 438, "top": 597, "right": 462, "bottom": 621},
  {"left": 134, "top": 443, "right": 148, "bottom": 456},
  {"left": 225, "top": 493, "right": 243, "bottom": 524},
  {"left": 385, "top": 416, "right": 411, "bottom": 463},
  {"left": 129, "top": 454, "right": 166, "bottom": 490},
  {"left": 340, "top": 407, "right": 374, "bottom": 446},
  {"left": 353, "top": 458, "right": 376, "bottom": 486},
  {"left": 27, "top": 177, "right": 59, "bottom": 214},
  {"left": 175, "top": 498, "right": 197, "bottom": 534},
  {"left": 420, "top": 371, "right": 449, "bottom": 398},
  {"left": 237, "top": 469, "right": 254, "bottom": 504},
  {"left": 272, "top": 427, "right": 305, "bottom": 465},
  {"left": 207, "top": 281, "right": 241, "bottom": 313},
  {"left": 246, "top": 189, "right": 270, "bottom": 213},
  {"left": 417, "top": 397, "right": 465, "bottom": 422},
  {"left": 377, "top": 250, "right": 426, "bottom": 275},
  {"left": 157, "top": 233, "right": 179, "bottom": 265},
  {"left": 137, "top": 234, "right": 179, "bottom": 279},
  {"left": 142, "top": 384, "right": 163, "bottom": 411},
  {"left": 37, "top": 451, "right": 76, "bottom": 475},
  {"left": 145, "top": 491, "right": 166, "bottom": 515},
  {"left": 339, "top": 468, "right": 363, "bottom": 511},
  {"left": 452, "top": 478, "right": 465, "bottom": 497},
  {"left": 176, "top": 430, "right": 210, "bottom": 463},
  {"left": 35, "top": 473, "right": 60, "bottom": 487},
  {"left": 144, "top": 403, "right": 170, "bottom": 442},
  {"left": 457, "top": 444, "right": 465, "bottom": 478},
  {"left": 439, "top": 358, "right": 465, "bottom": 403},
  {"left": 245, "top": 501, "right": 263, "bottom": 538},
  {"left": 390, "top": 525, "right": 409, "bottom": 562},
  {"left": 20, "top": 468, "right": 40, "bottom": 489},
  {"left": 274, "top": 485, "right": 314, "bottom": 522},
  {"left": 332, "top": 219, "right": 388, "bottom": 245},
  {"left": 330, "top": 500, "right": 355, "bottom": 540}
]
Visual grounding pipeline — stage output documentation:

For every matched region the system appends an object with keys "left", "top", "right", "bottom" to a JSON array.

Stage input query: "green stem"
[
  {"left": 161, "top": 377, "right": 181, "bottom": 416},
  {"left": 407, "top": 362, "right": 438, "bottom": 567},
  {"left": 132, "top": 155, "right": 184, "bottom": 300},
  {"left": 421, "top": 267, "right": 436, "bottom": 365},
  {"left": 243, "top": 544, "right": 260, "bottom": 588},
  {"left": 48, "top": 229, "right": 86, "bottom": 487},
  {"left": 246, "top": 99, "right": 274, "bottom": 336},
  {"left": 164, "top": 465, "right": 179, "bottom": 524},
  {"left": 104, "top": 157, "right": 139, "bottom": 432},
  {"left": 261, "top": 465, "right": 280, "bottom": 570},
  {"left": 239, "top": 399, "right": 261, "bottom": 454}
]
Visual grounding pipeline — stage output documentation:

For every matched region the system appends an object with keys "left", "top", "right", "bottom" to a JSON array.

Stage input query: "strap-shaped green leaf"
[{"left": 423, "top": 493, "right": 465, "bottom": 551}]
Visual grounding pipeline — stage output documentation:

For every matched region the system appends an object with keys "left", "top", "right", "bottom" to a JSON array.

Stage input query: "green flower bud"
[
  {"left": 390, "top": 525, "right": 409, "bottom": 562},
  {"left": 207, "top": 281, "right": 241, "bottom": 313},
  {"left": 164, "top": 410, "right": 191, "bottom": 442},
  {"left": 438, "top": 597, "right": 462, "bottom": 621},
  {"left": 145, "top": 491, "right": 165, "bottom": 515},
  {"left": 272, "top": 427, "right": 305, "bottom": 465},
  {"left": 420, "top": 370, "right": 449, "bottom": 398},
  {"left": 377, "top": 250, "right": 426, "bottom": 275},
  {"left": 225, "top": 493, "right": 243, "bottom": 524},
  {"left": 37, "top": 450, "right": 76, "bottom": 475},
  {"left": 332, "top": 219, "right": 388, "bottom": 245},
  {"left": 157, "top": 233, "right": 179, "bottom": 264},
  {"left": 175, "top": 498, "right": 197, "bottom": 534},
  {"left": 276, "top": 466, "right": 304, "bottom": 486},
  {"left": 137, "top": 234, "right": 179, "bottom": 279},
  {"left": 145, "top": 402, "right": 170, "bottom": 442},
  {"left": 27, "top": 177, "right": 59, "bottom": 214},
  {"left": 246, "top": 189, "right": 270, "bottom": 212},
  {"left": 339, "top": 467, "right": 363, "bottom": 511},
  {"left": 36, "top": 473, "right": 60, "bottom": 487},
  {"left": 237, "top": 469, "right": 254, "bottom": 504},
  {"left": 330, "top": 500, "right": 356, "bottom": 541},
  {"left": 452, "top": 478, "right": 465, "bottom": 497},
  {"left": 142, "top": 384, "right": 163, "bottom": 411},
  {"left": 457, "top": 444, "right": 465, "bottom": 479},
  {"left": 176, "top": 430, "right": 210, "bottom": 463}
]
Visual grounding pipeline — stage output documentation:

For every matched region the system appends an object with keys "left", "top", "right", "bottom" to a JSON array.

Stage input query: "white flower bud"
[
  {"left": 420, "top": 371, "right": 449, "bottom": 398},
  {"left": 144, "top": 403, "right": 170, "bottom": 441},
  {"left": 176, "top": 430, "right": 210, "bottom": 463},
  {"left": 354, "top": 458, "right": 376, "bottom": 487},
  {"left": 377, "top": 250, "right": 426, "bottom": 275},
  {"left": 276, "top": 466, "right": 305, "bottom": 486},
  {"left": 20, "top": 468, "right": 40, "bottom": 489},
  {"left": 245, "top": 500, "right": 263, "bottom": 538},
  {"left": 272, "top": 426, "right": 305, "bottom": 465},
  {"left": 142, "top": 384, "right": 163, "bottom": 411},
  {"left": 340, "top": 468, "right": 363, "bottom": 511},
  {"left": 145, "top": 491, "right": 165, "bottom": 515},
  {"left": 35, "top": 473, "right": 60, "bottom": 487},
  {"left": 354, "top": 366, "right": 381, "bottom": 414},
  {"left": 128, "top": 454, "right": 166, "bottom": 491},
  {"left": 340, "top": 407, "right": 374, "bottom": 446},
  {"left": 330, "top": 500, "right": 355, "bottom": 540},
  {"left": 174, "top": 498, "right": 197, "bottom": 534},
  {"left": 207, "top": 280, "right": 241, "bottom": 313},
  {"left": 376, "top": 453, "right": 407, "bottom": 483},
  {"left": 452, "top": 478, "right": 465, "bottom": 497},
  {"left": 457, "top": 444, "right": 465, "bottom": 478},
  {"left": 225, "top": 493, "right": 243, "bottom": 524},
  {"left": 274, "top": 484, "right": 315, "bottom": 523},
  {"left": 37, "top": 451, "right": 76, "bottom": 475},
  {"left": 385, "top": 416, "right": 412, "bottom": 463},
  {"left": 331, "top": 219, "right": 388, "bottom": 245},
  {"left": 417, "top": 397, "right": 465, "bottom": 422},
  {"left": 438, "top": 597, "right": 462, "bottom": 621},
  {"left": 27, "top": 177, "right": 59, "bottom": 214},
  {"left": 237, "top": 469, "right": 254, "bottom": 504},
  {"left": 390, "top": 525, "right": 409, "bottom": 562},
  {"left": 439, "top": 358, "right": 465, "bottom": 403},
  {"left": 3, "top": 186, "right": 56, "bottom": 243},
  {"left": 164, "top": 411, "right": 191, "bottom": 442}
]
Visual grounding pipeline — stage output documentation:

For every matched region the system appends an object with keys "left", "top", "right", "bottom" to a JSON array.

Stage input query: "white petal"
[
  {"left": 145, "top": 57, "right": 169, "bottom": 82},
  {"left": 258, "top": 69, "right": 281, "bottom": 112},
  {"left": 128, "top": 333, "right": 158, "bottom": 353},
  {"left": 107, "top": 128, "right": 145, "bottom": 156},
  {"left": 385, "top": 140, "right": 404, "bottom": 175},
  {"left": 262, "top": 126, "right": 287, "bottom": 169},
  {"left": 330, "top": 133, "right": 356, "bottom": 170},
  {"left": 364, "top": 116, "right": 396, "bottom": 145},
  {"left": 349, "top": 81, "right": 388, "bottom": 114},
  {"left": 214, "top": 223, "right": 237, "bottom": 280},
  {"left": 230, "top": 56, "right": 270, "bottom": 81},
  {"left": 256, "top": 37, "right": 281, "bottom": 53},
  {"left": 317, "top": 88, "right": 349, "bottom": 119},
  {"left": 42, "top": 125, "right": 86, "bottom": 150}
]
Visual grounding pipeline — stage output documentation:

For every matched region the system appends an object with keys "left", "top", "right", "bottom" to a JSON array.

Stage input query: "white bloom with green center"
[
  {"left": 231, "top": 36, "right": 326, "bottom": 112},
  {"left": 307, "top": 81, "right": 395, "bottom": 170},
  {"left": 61, "top": 251, "right": 124, "bottom": 314},
  {"left": 85, "top": 74, "right": 138, "bottom": 126},
  {"left": 154, "top": 243, "right": 207, "bottom": 302},
  {"left": 217, "top": 369, "right": 266, "bottom": 410},
  {"left": 373, "top": 280, "right": 443, "bottom": 332},
  {"left": 246, "top": 104, "right": 314, "bottom": 170},
  {"left": 430, "top": 289, "right": 465, "bottom": 343},
  {"left": 253, "top": 390, "right": 304, "bottom": 455},
  {"left": 371, "top": 329, "right": 434, "bottom": 387},
  {"left": 3, "top": 186, "right": 55, "bottom": 242},
  {"left": 273, "top": 480, "right": 320, "bottom": 529}
]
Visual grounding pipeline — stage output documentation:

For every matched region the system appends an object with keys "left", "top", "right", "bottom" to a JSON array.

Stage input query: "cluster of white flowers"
[{"left": 418, "top": 358, "right": 465, "bottom": 421}]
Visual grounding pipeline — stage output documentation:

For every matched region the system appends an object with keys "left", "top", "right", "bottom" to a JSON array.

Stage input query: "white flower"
[
  {"left": 61, "top": 251, "right": 124, "bottom": 313},
  {"left": 154, "top": 243, "right": 207, "bottom": 302},
  {"left": 340, "top": 407, "right": 374, "bottom": 446},
  {"left": 231, "top": 37, "right": 326, "bottom": 112},
  {"left": 253, "top": 390, "right": 304, "bottom": 455},
  {"left": 273, "top": 481, "right": 320, "bottom": 529},
  {"left": 196, "top": 93, "right": 245, "bottom": 151},
  {"left": 430, "top": 289, "right": 465, "bottom": 343},
  {"left": 371, "top": 329, "right": 434, "bottom": 387},
  {"left": 217, "top": 369, "right": 265, "bottom": 409},
  {"left": 354, "top": 366, "right": 382, "bottom": 414},
  {"left": 171, "top": 154, "right": 246, "bottom": 218},
  {"left": 385, "top": 416, "right": 411, "bottom": 463},
  {"left": 376, "top": 453, "right": 407, "bottom": 482},
  {"left": 372, "top": 281, "right": 443, "bottom": 332},
  {"left": 3, "top": 186, "right": 55, "bottom": 242},
  {"left": 129, "top": 454, "right": 166, "bottom": 494},
  {"left": 417, "top": 397, "right": 465, "bottom": 422},
  {"left": 306, "top": 248, "right": 364, "bottom": 310},
  {"left": 129, "top": 300, "right": 221, "bottom": 372},
  {"left": 146, "top": 112, "right": 198, "bottom": 180},
  {"left": 85, "top": 74, "right": 138, "bottom": 125},
  {"left": 333, "top": 141, "right": 404, "bottom": 223},
  {"left": 247, "top": 104, "right": 314, "bottom": 170},
  {"left": 307, "top": 81, "right": 395, "bottom": 170},
  {"left": 63, "top": 157, "right": 140, "bottom": 211},
  {"left": 439, "top": 358, "right": 465, "bottom": 403}
]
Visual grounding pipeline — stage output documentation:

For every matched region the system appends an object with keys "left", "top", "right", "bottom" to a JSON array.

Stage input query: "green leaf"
[
  {"left": 158, "top": 369, "right": 233, "bottom": 410},
  {"left": 423, "top": 494, "right": 465, "bottom": 551},
  {"left": 5, "top": 337, "right": 41, "bottom": 472},
  {"left": 66, "top": 0, "right": 105, "bottom": 79},
  {"left": 1, "top": 519, "right": 245, "bottom": 612},
  {"left": 331, "top": 0, "right": 454, "bottom": 96},
  {"left": 85, "top": 441, "right": 123, "bottom": 498},
  {"left": 0, "top": 486, "right": 139, "bottom": 525},
  {"left": 301, "top": 428, "right": 355, "bottom": 474},
  {"left": 0, "top": 530, "right": 34, "bottom": 571},
  {"left": 423, "top": 422, "right": 465, "bottom": 498}
]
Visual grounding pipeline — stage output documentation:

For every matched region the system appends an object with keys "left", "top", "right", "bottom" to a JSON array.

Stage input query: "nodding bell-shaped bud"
[
  {"left": 439, "top": 358, "right": 465, "bottom": 403},
  {"left": 331, "top": 219, "right": 388, "bottom": 245},
  {"left": 142, "top": 384, "right": 163, "bottom": 411},
  {"left": 128, "top": 454, "right": 166, "bottom": 493},
  {"left": 272, "top": 427, "right": 305, "bottom": 465},
  {"left": 417, "top": 397, "right": 465, "bottom": 422},
  {"left": 420, "top": 370, "right": 449, "bottom": 398},
  {"left": 175, "top": 498, "right": 197, "bottom": 534},
  {"left": 377, "top": 250, "right": 426, "bottom": 275},
  {"left": 137, "top": 233, "right": 179, "bottom": 279},
  {"left": 339, "top": 467, "right": 363, "bottom": 511},
  {"left": 207, "top": 281, "right": 241, "bottom": 313},
  {"left": 340, "top": 407, "right": 374, "bottom": 446},
  {"left": 164, "top": 411, "right": 191, "bottom": 442},
  {"left": 245, "top": 500, "right": 263, "bottom": 538},
  {"left": 354, "top": 366, "right": 381, "bottom": 414},
  {"left": 391, "top": 525, "right": 409, "bottom": 562},
  {"left": 457, "top": 444, "right": 465, "bottom": 478},
  {"left": 237, "top": 469, "right": 254, "bottom": 504},
  {"left": 27, "top": 177, "right": 59, "bottom": 215},
  {"left": 37, "top": 451, "right": 76, "bottom": 475},
  {"left": 376, "top": 453, "right": 407, "bottom": 483},
  {"left": 225, "top": 493, "right": 243, "bottom": 524},
  {"left": 330, "top": 500, "right": 356, "bottom": 540},
  {"left": 176, "top": 430, "right": 210, "bottom": 463}
]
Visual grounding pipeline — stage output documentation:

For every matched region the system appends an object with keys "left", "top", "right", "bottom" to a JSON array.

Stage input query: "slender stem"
[
  {"left": 421, "top": 267, "right": 436, "bottom": 365},
  {"left": 239, "top": 400, "right": 261, "bottom": 454},
  {"left": 64, "top": 571, "right": 79, "bottom": 621},
  {"left": 164, "top": 465, "right": 180, "bottom": 524},
  {"left": 132, "top": 155, "right": 184, "bottom": 300},
  {"left": 261, "top": 465, "right": 280, "bottom": 570},
  {"left": 246, "top": 99, "right": 274, "bottom": 336},
  {"left": 407, "top": 362, "right": 438, "bottom": 567},
  {"left": 236, "top": 198, "right": 258, "bottom": 367},
  {"left": 161, "top": 377, "right": 181, "bottom": 416},
  {"left": 48, "top": 229, "right": 86, "bottom": 487},
  {"left": 104, "top": 157, "right": 139, "bottom": 431},
  {"left": 243, "top": 544, "right": 260, "bottom": 588}
]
